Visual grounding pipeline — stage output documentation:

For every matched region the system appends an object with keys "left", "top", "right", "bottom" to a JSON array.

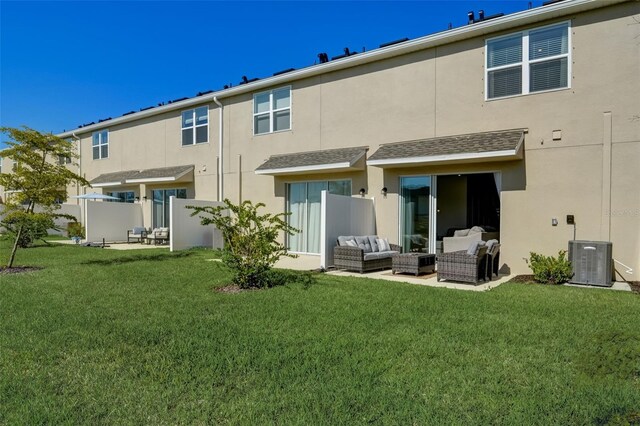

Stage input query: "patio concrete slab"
[
  {"left": 275, "top": 254, "right": 321, "bottom": 271},
  {"left": 564, "top": 281, "right": 631, "bottom": 292},
  {"left": 327, "top": 269, "right": 511, "bottom": 291}
]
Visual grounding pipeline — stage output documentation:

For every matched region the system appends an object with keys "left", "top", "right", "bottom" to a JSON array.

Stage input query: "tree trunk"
[{"left": 7, "top": 223, "right": 23, "bottom": 268}]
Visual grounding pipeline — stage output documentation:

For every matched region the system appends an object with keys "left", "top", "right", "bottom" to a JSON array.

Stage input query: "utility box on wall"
[{"left": 568, "top": 240, "right": 613, "bottom": 287}]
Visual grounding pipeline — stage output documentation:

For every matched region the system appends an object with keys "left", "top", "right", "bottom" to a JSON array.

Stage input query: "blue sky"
[{"left": 1, "top": 1, "right": 537, "bottom": 147}]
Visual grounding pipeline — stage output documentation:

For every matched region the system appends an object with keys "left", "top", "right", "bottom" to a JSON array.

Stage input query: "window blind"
[
  {"left": 529, "top": 25, "right": 568, "bottom": 60},
  {"left": 488, "top": 66, "right": 522, "bottom": 98},
  {"left": 530, "top": 58, "right": 568, "bottom": 92},
  {"left": 487, "top": 35, "right": 522, "bottom": 68}
]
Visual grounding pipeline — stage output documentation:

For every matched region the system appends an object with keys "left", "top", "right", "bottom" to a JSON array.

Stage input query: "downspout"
[
  {"left": 72, "top": 132, "right": 83, "bottom": 198},
  {"left": 213, "top": 96, "right": 224, "bottom": 202},
  {"left": 72, "top": 132, "right": 86, "bottom": 232}
]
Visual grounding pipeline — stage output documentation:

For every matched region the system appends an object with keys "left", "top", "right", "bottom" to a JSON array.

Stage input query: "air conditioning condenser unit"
[{"left": 568, "top": 240, "right": 613, "bottom": 287}]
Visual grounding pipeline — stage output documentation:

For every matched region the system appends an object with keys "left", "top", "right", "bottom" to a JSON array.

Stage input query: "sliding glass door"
[
  {"left": 152, "top": 188, "right": 187, "bottom": 228},
  {"left": 401, "top": 173, "right": 501, "bottom": 254},
  {"left": 400, "top": 176, "right": 433, "bottom": 253},
  {"left": 287, "top": 180, "right": 351, "bottom": 254}
]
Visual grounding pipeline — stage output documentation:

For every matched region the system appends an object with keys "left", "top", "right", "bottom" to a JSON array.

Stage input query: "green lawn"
[{"left": 1, "top": 239, "right": 639, "bottom": 424}]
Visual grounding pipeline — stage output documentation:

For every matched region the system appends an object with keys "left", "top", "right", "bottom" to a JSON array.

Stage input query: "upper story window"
[
  {"left": 92, "top": 130, "right": 109, "bottom": 159},
  {"left": 182, "top": 106, "right": 208, "bottom": 145},
  {"left": 486, "top": 22, "right": 570, "bottom": 100},
  {"left": 253, "top": 87, "right": 291, "bottom": 135},
  {"left": 58, "top": 155, "right": 72, "bottom": 165}
]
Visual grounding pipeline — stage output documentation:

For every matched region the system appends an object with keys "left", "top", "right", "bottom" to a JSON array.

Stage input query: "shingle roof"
[
  {"left": 256, "top": 147, "right": 368, "bottom": 173},
  {"left": 367, "top": 129, "right": 525, "bottom": 163},
  {"left": 90, "top": 165, "right": 194, "bottom": 185}
]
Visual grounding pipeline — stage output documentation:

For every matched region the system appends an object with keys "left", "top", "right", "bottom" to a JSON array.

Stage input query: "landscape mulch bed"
[
  {"left": 508, "top": 274, "right": 535, "bottom": 283},
  {"left": 628, "top": 281, "right": 640, "bottom": 294}
]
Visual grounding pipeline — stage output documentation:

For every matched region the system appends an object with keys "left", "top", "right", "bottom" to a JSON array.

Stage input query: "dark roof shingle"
[
  {"left": 90, "top": 165, "right": 194, "bottom": 185},
  {"left": 367, "top": 129, "right": 525, "bottom": 162},
  {"left": 256, "top": 146, "right": 368, "bottom": 172}
]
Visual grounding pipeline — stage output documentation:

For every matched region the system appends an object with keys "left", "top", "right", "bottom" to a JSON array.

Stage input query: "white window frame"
[
  {"left": 181, "top": 106, "right": 209, "bottom": 146},
  {"left": 253, "top": 86, "right": 292, "bottom": 135},
  {"left": 92, "top": 130, "right": 109, "bottom": 160},
  {"left": 485, "top": 21, "right": 571, "bottom": 101}
]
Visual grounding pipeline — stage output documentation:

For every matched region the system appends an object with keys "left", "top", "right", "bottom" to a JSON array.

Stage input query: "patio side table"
[{"left": 392, "top": 253, "right": 436, "bottom": 276}]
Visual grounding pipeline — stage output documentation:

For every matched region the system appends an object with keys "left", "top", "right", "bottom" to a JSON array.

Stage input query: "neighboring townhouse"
[{"left": 58, "top": 0, "right": 640, "bottom": 279}]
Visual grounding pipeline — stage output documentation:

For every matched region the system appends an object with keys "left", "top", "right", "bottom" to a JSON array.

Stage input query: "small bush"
[
  {"left": 525, "top": 250, "right": 573, "bottom": 285},
  {"left": 188, "top": 199, "right": 298, "bottom": 289},
  {"left": 67, "top": 222, "right": 85, "bottom": 238}
]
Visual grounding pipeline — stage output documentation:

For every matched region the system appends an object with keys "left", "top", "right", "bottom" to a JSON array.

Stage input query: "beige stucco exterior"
[{"left": 56, "top": 0, "right": 639, "bottom": 279}]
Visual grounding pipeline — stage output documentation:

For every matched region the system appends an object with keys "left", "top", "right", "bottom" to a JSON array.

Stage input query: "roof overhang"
[
  {"left": 91, "top": 181, "right": 123, "bottom": 188},
  {"left": 255, "top": 147, "right": 367, "bottom": 176},
  {"left": 58, "top": 0, "right": 622, "bottom": 139},
  {"left": 89, "top": 165, "right": 194, "bottom": 187},
  {"left": 367, "top": 130, "right": 525, "bottom": 168},
  {"left": 367, "top": 146, "right": 523, "bottom": 168},
  {"left": 124, "top": 167, "right": 193, "bottom": 184}
]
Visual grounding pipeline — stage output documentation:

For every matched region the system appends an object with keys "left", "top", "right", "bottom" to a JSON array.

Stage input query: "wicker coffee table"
[{"left": 392, "top": 253, "right": 436, "bottom": 276}]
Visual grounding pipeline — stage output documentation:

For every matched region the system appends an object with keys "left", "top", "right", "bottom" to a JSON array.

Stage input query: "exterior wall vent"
[{"left": 568, "top": 240, "right": 613, "bottom": 287}]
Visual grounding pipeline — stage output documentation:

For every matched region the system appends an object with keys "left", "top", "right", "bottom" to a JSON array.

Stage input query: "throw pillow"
[
  {"left": 345, "top": 240, "right": 357, "bottom": 247},
  {"left": 454, "top": 229, "right": 470, "bottom": 237},
  {"left": 355, "top": 236, "right": 372, "bottom": 253},
  {"left": 367, "top": 236, "right": 379, "bottom": 252},
  {"left": 377, "top": 238, "right": 391, "bottom": 252},
  {"left": 337, "top": 236, "right": 355, "bottom": 246}
]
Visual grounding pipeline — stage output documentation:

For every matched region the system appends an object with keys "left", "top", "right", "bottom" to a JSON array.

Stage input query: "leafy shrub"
[
  {"left": 67, "top": 222, "right": 85, "bottom": 238},
  {"left": 188, "top": 199, "right": 298, "bottom": 289},
  {"left": 525, "top": 250, "right": 573, "bottom": 284}
]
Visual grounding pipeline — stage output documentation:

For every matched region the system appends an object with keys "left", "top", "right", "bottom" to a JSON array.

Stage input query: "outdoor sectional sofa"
[{"left": 334, "top": 235, "right": 401, "bottom": 273}]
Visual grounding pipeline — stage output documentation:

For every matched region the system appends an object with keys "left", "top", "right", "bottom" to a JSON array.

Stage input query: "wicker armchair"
[
  {"left": 436, "top": 246, "right": 488, "bottom": 284},
  {"left": 485, "top": 243, "right": 501, "bottom": 281},
  {"left": 334, "top": 243, "right": 401, "bottom": 273}
]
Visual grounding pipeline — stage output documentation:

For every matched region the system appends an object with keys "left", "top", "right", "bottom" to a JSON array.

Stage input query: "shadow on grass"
[{"left": 81, "top": 251, "right": 194, "bottom": 266}]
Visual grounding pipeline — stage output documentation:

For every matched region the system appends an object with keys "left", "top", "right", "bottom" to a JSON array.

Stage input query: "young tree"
[
  {"left": 188, "top": 199, "right": 298, "bottom": 289},
  {"left": 0, "top": 127, "right": 89, "bottom": 268}
]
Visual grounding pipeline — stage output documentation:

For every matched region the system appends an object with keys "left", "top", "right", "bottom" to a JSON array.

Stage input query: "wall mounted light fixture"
[
  {"left": 359, "top": 188, "right": 366, "bottom": 197},
  {"left": 143, "top": 196, "right": 148, "bottom": 201},
  {"left": 381, "top": 187, "right": 388, "bottom": 198}
]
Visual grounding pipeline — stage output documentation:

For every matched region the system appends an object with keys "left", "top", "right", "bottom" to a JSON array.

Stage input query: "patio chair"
[
  {"left": 146, "top": 227, "right": 169, "bottom": 245},
  {"left": 127, "top": 226, "right": 148, "bottom": 243},
  {"left": 436, "top": 242, "right": 488, "bottom": 285},
  {"left": 485, "top": 241, "right": 501, "bottom": 281}
]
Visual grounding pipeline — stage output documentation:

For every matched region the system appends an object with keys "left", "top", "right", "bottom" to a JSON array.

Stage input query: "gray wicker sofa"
[{"left": 334, "top": 235, "right": 401, "bottom": 273}]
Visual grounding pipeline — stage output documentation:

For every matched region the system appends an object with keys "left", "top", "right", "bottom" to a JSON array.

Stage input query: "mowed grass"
[{"left": 1, "top": 239, "right": 639, "bottom": 424}]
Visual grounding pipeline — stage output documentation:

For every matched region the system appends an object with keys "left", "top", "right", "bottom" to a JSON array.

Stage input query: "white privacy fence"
[
  {"left": 85, "top": 201, "right": 143, "bottom": 242},
  {"left": 320, "top": 192, "right": 376, "bottom": 269},
  {"left": 169, "top": 197, "right": 225, "bottom": 251}
]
